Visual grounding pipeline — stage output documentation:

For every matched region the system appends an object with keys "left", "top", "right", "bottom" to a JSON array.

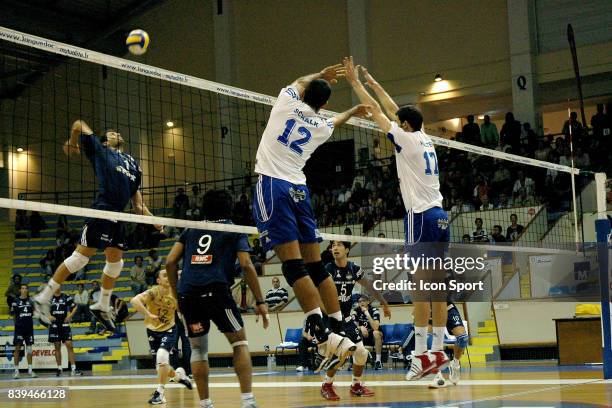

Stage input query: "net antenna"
[{"left": 567, "top": 106, "right": 580, "bottom": 249}]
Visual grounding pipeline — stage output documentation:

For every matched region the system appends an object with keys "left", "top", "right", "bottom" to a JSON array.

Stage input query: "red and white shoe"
[
  {"left": 321, "top": 383, "right": 340, "bottom": 401},
  {"left": 430, "top": 350, "right": 450, "bottom": 371},
  {"left": 405, "top": 352, "right": 436, "bottom": 381},
  {"left": 350, "top": 382, "right": 375, "bottom": 397}
]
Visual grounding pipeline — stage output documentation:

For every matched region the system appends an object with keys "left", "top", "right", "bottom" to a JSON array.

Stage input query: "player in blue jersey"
[
  {"left": 10, "top": 284, "right": 37, "bottom": 379},
  {"left": 344, "top": 56, "right": 450, "bottom": 380},
  {"left": 34, "top": 120, "right": 160, "bottom": 332},
  {"left": 166, "top": 189, "right": 269, "bottom": 408},
  {"left": 253, "top": 64, "right": 369, "bottom": 368}
]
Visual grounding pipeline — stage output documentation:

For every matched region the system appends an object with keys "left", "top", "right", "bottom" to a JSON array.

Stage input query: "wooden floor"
[{"left": 2, "top": 364, "right": 611, "bottom": 407}]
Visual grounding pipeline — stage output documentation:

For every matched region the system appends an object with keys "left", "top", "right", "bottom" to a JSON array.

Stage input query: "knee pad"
[
  {"left": 306, "top": 261, "right": 330, "bottom": 287},
  {"left": 156, "top": 348, "right": 170, "bottom": 367},
  {"left": 25, "top": 345, "right": 32, "bottom": 355},
  {"left": 352, "top": 342, "right": 369, "bottom": 366},
  {"left": 103, "top": 260, "right": 124, "bottom": 279},
  {"left": 456, "top": 333, "right": 469, "bottom": 349},
  {"left": 281, "top": 259, "right": 308, "bottom": 287},
  {"left": 64, "top": 251, "right": 89, "bottom": 274},
  {"left": 231, "top": 340, "right": 248, "bottom": 348},
  {"left": 189, "top": 335, "right": 209, "bottom": 363}
]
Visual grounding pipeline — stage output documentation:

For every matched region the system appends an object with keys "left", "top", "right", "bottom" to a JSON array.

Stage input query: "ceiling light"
[
  {"left": 166, "top": 121, "right": 174, "bottom": 128},
  {"left": 434, "top": 74, "right": 442, "bottom": 82},
  {"left": 16, "top": 147, "right": 24, "bottom": 152}
]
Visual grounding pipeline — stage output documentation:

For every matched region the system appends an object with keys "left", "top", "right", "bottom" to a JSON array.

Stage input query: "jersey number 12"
[{"left": 277, "top": 119, "right": 312, "bottom": 155}]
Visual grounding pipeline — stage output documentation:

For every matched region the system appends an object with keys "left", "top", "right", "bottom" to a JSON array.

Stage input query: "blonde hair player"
[
  {"left": 344, "top": 56, "right": 451, "bottom": 381},
  {"left": 131, "top": 269, "right": 192, "bottom": 405},
  {"left": 34, "top": 120, "right": 161, "bottom": 332}
]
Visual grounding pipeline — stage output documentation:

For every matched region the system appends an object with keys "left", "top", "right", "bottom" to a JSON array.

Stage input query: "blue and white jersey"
[
  {"left": 81, "top": 133, "right": 142, "bottom": 212},
  {"left": 255, "top": 85, "right": 335, "bottom": 185},
  {"left": 386, "top": 122, "right": 443, "bottom": 213}
]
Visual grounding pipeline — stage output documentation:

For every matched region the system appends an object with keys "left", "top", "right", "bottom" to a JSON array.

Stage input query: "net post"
[{"left": 595, "top": 172, "right": 611, "bottom": 378}]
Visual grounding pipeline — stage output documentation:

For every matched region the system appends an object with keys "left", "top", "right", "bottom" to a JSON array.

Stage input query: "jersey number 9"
[{"left": 197, "top": 235, "right": 212, "bottom": 254}]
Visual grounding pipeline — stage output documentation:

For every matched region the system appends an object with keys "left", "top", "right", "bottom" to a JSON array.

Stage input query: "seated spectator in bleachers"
[
  {"left": 15, "top": 210, "right": 29, "bottom": 232},
  {"left": 462, "top": 234, "right": 471, "bottom": 243},
  {"left": 534, "top": 140, "right": 551, "bottom": 161},
  {"left": 296, "top": 329, "right": 317, "bottom": 372},
  {"left": 73, "top": 283, "right": 89, "bottom": 323},
  {"left": 187, "top": 185, "right": 203, "bottom": 220},
  {"left": 130, "top": 256, "right": 147, "bottom": 295},
  {"left": 111, "top": 294, "right": 129, "bottom": 334},
  {"left": 29, "top": 211, "right": 46, "bottom": 238},
  {"left": 472, "top": 176, "right": 489, "bottom": 204},
  {"left": 479, "top": 195, "right": 494, "bottom": 211},
  {"left": 55, "top": 214, "right": 73, "bottom": 246},
  {"left": 506, "top": 213, "right": 525, "bottom": 242},
  {"left": 462, "top": 115, "right": 481, "bottom": 146},
  {"left": 234, "top": 193, "right": 252, "bottom": 226},
  {"left": 450, "top": 198, "right": 474, "bottom": 214},
  {"left": 173, "top": 187, "right": 190, "bottom": 219},
  {"left": 145, "top": 249, "right": 163, "bottom": 287},
  {"left": 480, "top": 115, "right": 499, "bottom": 148},
  {"left": 472, "top": 218, "right": 489, "bottom": 242},
  {"left": 513, "top": 187, "right": 536, "bottom": 207},
  {"left": 40, "top": 250, "right": 57, "bottom": 276},
  {"left": 512, "top": 170, "right": 535, "bottom": 197},
  {"left": 5, "top": 274, "right": 22, "bottom": 308},
  {"left": 265, "top": 277, "right": 289, "bottom": 311},
  {"left": 490, "top": 225, "right": 507, "bottom": 243},
  {"left": 491, "top": 166, "right": 512, "bottom": 195},
  {"left": 496, "top": 192, "right": 512, "bottom": 209},
  {"left": 574, "top": 147, "right": 590, "bottom": 168},
  {"left": 251, "top": 238, "right": 266, "bottom": 263}
]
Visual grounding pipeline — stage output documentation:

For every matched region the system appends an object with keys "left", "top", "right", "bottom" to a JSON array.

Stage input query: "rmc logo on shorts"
[{"left": 191, "top": 255, "right": 213, "bottom": 264}]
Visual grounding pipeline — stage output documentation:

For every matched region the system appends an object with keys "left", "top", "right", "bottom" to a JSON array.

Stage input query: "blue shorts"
[
  {"left": 147, "top": 326, "right": 177, "bottom": 354},
  {"left": 253, "top": 174, "right": 322, "bottom": 252},
  {"left": 404, "top": 206, "right": 449, "bottom": 258},
  {"left": 446, "top": 303, "right": 465, "bottom": 333},
  {"left": 80, "top": 218, "right": 127, "bottom": 250}
]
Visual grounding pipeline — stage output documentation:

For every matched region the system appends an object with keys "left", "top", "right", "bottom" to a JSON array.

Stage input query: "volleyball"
[{"left": 126, "top": 29, "right": 149, "bottom": 55}]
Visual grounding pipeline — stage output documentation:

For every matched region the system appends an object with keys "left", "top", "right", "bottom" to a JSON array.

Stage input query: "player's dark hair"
[
  {"left": 331, "top": 240, "right": 352, "bottom": 252},
  {"left": 396, "top": 105, "right": 423, "bottom": 131},
  {"left": 493, "top": 225, "right": 503, "bottom": 233},
  {"left": 475, "top": 217, "right": 483, "bottom": 223},
  {"left": 202, "top": 189, "right": 233, "bottom": 220},
  {"left": 303, "top": 79, "right": 331, "bottom": 112},
  {"left": 20, "top": 284, "right": 28, "bottom": 290},
  {"left": 134, "top": 255, "right": 143, "bottom": 263}
]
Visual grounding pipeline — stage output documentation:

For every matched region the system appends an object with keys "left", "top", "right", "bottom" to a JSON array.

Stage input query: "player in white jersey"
[
  {"left": 253, "top": 63, "right": 369, "bottom": 370},
  {"left": 343, "top": 56, "right": 450, "bottom": 380}
]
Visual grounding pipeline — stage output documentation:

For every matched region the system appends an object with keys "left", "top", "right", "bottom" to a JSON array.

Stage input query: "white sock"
[
  {"left": 71, "top": 364, "right": 76, "bottom": 371},
  {"left": 241, "top": 392, "right": 254, "bottom": 401},
  {"left": 38, "top": 279, "right": 60, "bottom": 302},
  {"left": 28, "top": 365, "right": 32, "bottom": 372},
  {"left": 305, "top": 307, "right": 322, "bottom": 317},
  {"left": 57, "top": 365, "right": 62, "bottom": 370},
  {"left": 352, "top": 376, "right": 361, "bottom": 385},
  {"left": 14, "top": 367, "right": 18, "bottom": 372},
  {"left": 200, "top": 399, "right": 213, "bottom": 408},
  {"left": 376, "top": 353, "right": 381, "bottom": 362},
  {"left": 157, "top": 385, "right": 164, "bottom": 394},
  {"left": 414, "top": 326, "right": 428, "bottom": 354},
  {"left": 324, "top": 375, "right": 334, "bottom": 384},
  {"left": 100, "top": 288, "right": 112, "bottom": 309},
  {"left": 329, "top": 311, "right": 342, "bottom": 321},
  {"left": 431, "top": 327, "right": 445, "bottom": 351}
]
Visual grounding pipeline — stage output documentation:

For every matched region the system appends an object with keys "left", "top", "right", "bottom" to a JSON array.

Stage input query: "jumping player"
[
  {"left": 48, "top": 287, "right": 81, "bottom": 377},
  {"left": 166, "top": 189, "right": 269, "bottom": 408},
  {"left": 321, "top": 241, "right": 391, "bottom": 401},
  {"left": 253, "top": 64, "right": 369, "bottom": 368},
  {"left": 130, "top": 269, "right": 192, "bottom": 405},
  {"left": 344, "top": 56, "right": 450, "bottom": 380},
  {"left": 10, "top": 284, "right": 37, "bottom": 379},
  {"left": 34, "top": 120, "right": 160, "bottom": 332}
]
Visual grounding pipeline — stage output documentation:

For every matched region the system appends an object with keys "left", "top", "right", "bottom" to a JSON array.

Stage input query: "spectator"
[
  {"left": 321, "top": 242, "right": 334, "bottom": 265},
  {"left": 265, "top": 277, "right": 289, "bottom": 311},
  {"left": 591, "top": 104, "right": 607, "bottom": 139},
  {"left": 40, "top": 250, "right": 57, "bottom": 275},
  {"left": 461, "top": 234, "right": 471, "bottom": 243},
  {"left": 145, "top": 249, "right": 163, "bottom": 287},
  {"left": 187, "top": 185, "right": 204, "bottom": 220},
  {"left": 233, "top": 193, "right": 251, "bottom": 226},
  {"left": 462, "top": 115, "right": 481, "bottom": 146},
  {"left": 56, "top": 215, "right": 71, "bottom": 245},
  {"left": 377, "top": 232, "right": 386, "bottom": 238},
  {"left": 479, "top": 195, "right": 494, "bottom": 211},
  {"left": 480, "top": 115, "right": 499, "bottom": 147},
  {"left": 490, "top": 225, "right": 507, "bottom": 243},
  {"left": 130, "top": 255, "right": 147, "bottom": 295},
  {"left": 15, "top": 210, "right": 28, "bottom": 231},
  {"left": 344, "top": 227, "right": 353, "bottom": 235},
  {"left": 251, "top": 238, "right": 266, "bottom": 263},
  {"left": 574, "top": 147, "right": 590, "bottom": 168},
  {"left": 497, "top": 193, "right": 512, "bottom": 209},
  {"left": 29, "top": 211, "right": 46, "bottom": 238},
  {"left": 562, "top": 111, "right": 583, "bottom": 141},
  {"left": 5, "top": 274, "right": 23, "bottom": 308},
  {"left": 500, "top": 112, "right": 521, "bottom": 151},
  {"left": 506, "top": 214, "right": 525, "bottom": 241},
  {"left": 491, "top": 166, "right": 512, "bottom": 194},
  {"left": 173, "top": 187, "right": 190, "bottom": 219},
  {"left": 512, "top": 170, "right": 535, "bottom": 197},
  {"left": 296, "top": 329, "right": 316, "bottom": 372},
  {"left": 472, "top": 176, "right": 489, "bottom": 203},
  {"left": 450, "top": 198, "right": 474, "bottom": 214},
  {"left": 73, "top": 283, "right": 90, "bottom": 323},
  {"left": 472, "top": 218, "right": 488, "bottom": 242},
  {"left": 534, "top": 140, "right": 550, "bottom": 161},
  {"left": 337, "top": 185, "right": 352, "bottom": 205},
  {"left": 110, "top": 294, "right": 129, "bottom": 334},
  {"left": 521, "top": 122, "right": 537, "bottom": 154}
]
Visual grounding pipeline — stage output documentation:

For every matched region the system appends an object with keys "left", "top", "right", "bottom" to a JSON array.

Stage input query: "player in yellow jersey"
[{"left": 131, "top": 269, "right": 193, "bottom": 404}]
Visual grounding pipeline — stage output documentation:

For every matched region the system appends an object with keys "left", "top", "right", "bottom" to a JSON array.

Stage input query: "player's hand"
[
  {"left": 154, "top": 224, "right": 164, "bottom": 233},
  {"left": 352, "top": 104, "right": 372, "bottom": 118},
  {"left": 360, "top": 305, "right": 369, "bottom": 314},
  {"left": 342, "top": 56, "right": 359, "bottom": 85},
  {"left": 65, "top": 316, "right": 72, "bottom": 323},
  {"left": 62, "top": 142, "right": 80, "bottom": 156},
  {"left": 49, "top": 316, "right": 56, "bottom": 322},
  {"left": 254, "top": 304, "right": 270, "bottom": 329},
  {"left": 147, "top": 312, "right": 159, "bottom": 321},
  {"left": 320, "top": 63, "right": 346, "bottom": 85},
  {"left": 383, "top": 303, "right": 392, "bottom": 319},
  {"left": 360, "top": 66, "right": 378, "bottom": 88}
]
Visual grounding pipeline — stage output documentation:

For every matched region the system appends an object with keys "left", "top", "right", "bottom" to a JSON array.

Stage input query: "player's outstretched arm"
[
  {"left": 165, "top": 242, "right": 184, "bottom": 300},
  {"left": 332, "top": 104, "right": 370, "bottom": 128},
  {"left": 343, "top": 56, "right": 392, "bottom": 133},
  {"left": 358, "top": 278, "right": 392, "bottom": 319},
  {"left": 291, "top": 63, "right": 346, "bottom": 96},
  {"left": 360, "top": 66, "right": 399, "bottom": 122},
  {"left": 131, "top": 191, "right": 163, "bottom": 231},
  {"left": 130, "top": 291, "right": 157, "bottom": 320},
  {"left": 64, "top": 120, "right": 92, "bottom": 156},
  {"left": 237, "top": 251, "right": 269, "bottom": 329}
]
